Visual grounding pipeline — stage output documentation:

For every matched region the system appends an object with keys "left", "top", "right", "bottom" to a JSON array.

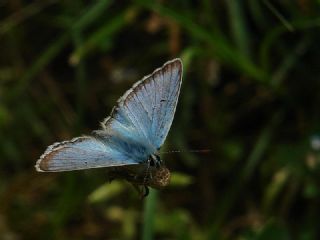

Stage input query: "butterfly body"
[{"left": 36, "top": 59, "right": 182, "bottom": 193}]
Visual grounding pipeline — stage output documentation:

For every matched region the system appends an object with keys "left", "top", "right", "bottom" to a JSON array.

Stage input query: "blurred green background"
[{"left": 1, "top": 0, "right": 320, "bottom": 239}]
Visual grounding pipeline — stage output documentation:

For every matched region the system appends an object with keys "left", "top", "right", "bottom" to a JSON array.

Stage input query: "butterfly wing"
[
  {"left": 102, "top": 58, "right": 183, "bottom": 150},
  {"left": 35, "top": 136, "right": 141, "bottom": 172}
]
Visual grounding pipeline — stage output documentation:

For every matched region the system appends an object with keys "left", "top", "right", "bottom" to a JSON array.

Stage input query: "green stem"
[{"left": 142, "top": 189, "right": 158, "bottom": 240}]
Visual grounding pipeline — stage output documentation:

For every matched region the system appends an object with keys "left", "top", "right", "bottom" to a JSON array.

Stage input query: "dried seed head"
[{"left": 148, "top": 166, "right": 171, "bottom": 189}]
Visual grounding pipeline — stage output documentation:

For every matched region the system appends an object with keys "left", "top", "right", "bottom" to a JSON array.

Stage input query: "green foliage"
[{"left": 1, "top": 0, "right": 320, "bottom": 239}]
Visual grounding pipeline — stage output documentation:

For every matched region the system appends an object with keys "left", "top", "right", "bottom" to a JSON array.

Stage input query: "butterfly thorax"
[{"left": 107, "top": 154, "right": 170, "bottom": 189}]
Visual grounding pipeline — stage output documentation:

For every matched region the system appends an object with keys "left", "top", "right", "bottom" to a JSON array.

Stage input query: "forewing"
[
  {"left": 35, "top": 136, "right": 138, "bottom": 172},
  {"left": 102, "top": 59, "right": 182, "bottom": 150}
]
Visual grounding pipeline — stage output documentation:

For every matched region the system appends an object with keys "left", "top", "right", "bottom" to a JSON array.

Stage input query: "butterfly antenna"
[{"left": 160, "top": 149, "right": 211, "bottom": 154}]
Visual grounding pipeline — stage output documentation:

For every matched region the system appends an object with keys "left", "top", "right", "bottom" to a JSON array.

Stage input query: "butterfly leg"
[
  {"left": 156, "top": 158, "right": 162, "bottom": 168},
  {"left": 142, "top": 154, "right": 163, "bottom": 186},
  {"left": 143, "top": 153, "right": 161, "bottom": 184},
  {"left": 143, "top": 159, "right": 152, "bottom": 185}
]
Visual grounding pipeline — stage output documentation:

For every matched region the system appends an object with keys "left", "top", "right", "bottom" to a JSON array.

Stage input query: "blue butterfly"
[{"left": 35, "top": 59, "right": 183, "bottom": 196}]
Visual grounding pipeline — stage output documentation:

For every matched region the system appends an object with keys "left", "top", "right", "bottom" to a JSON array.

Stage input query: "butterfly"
[{"left": 35, "top": 58, "right": 183, "bottom": 196}]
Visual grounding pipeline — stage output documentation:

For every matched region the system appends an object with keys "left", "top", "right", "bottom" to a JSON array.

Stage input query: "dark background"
[{"left": 1, "top": 0, "right": 320, "bottom": 239}]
